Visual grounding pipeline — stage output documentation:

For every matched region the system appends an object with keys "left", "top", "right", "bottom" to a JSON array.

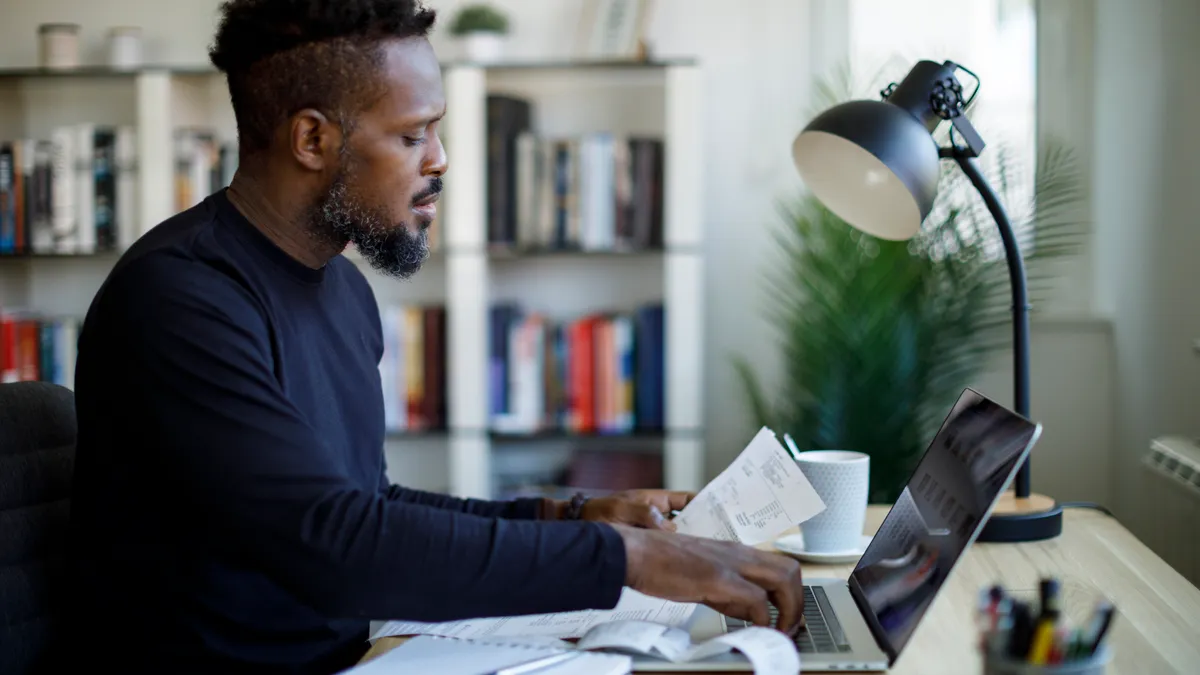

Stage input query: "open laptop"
[{"left": 637, "top": 387, "right": 1042, "bottom": 672}]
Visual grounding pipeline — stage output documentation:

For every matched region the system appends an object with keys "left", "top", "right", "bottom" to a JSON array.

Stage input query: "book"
[
  {"left": 488, "top": 303, "right": 664, "bottom": 436},
  {"left": 0, "top": 124, "right": 143, "bottom": 255}
]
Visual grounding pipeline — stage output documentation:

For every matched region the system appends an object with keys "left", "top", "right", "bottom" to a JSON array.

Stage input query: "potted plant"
[
  {"left": 733, "top": 65, "right": 1088, "bottom": 503},
  {"left": 449, "top": 4, "right": 510, "bottom": 64}
]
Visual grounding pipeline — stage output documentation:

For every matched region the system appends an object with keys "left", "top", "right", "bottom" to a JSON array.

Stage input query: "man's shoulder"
[{"left": 92, "top": 240, "right": 264, "bottom": 339}]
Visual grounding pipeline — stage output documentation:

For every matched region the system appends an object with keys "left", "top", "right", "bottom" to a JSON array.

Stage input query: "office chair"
[{"left": 0, "top": 381, "right": 77, "bottom": 675}]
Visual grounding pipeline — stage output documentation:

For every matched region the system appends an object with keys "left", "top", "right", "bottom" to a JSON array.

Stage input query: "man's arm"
[{"left": 107, "top": 255, "right": 625, "bottom": 621}]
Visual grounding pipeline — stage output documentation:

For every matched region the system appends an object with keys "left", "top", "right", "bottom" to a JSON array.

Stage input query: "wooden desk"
[{"left": 361, "top": 507, "right": 1200, "bottom": 673}]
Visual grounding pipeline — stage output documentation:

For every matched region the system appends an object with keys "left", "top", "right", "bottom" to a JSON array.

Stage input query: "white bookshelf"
[{"left": 0, "top": 60, "right": 705, "bottom": 498}]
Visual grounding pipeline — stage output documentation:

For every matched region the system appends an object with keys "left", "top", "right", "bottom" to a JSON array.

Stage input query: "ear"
[{"left": 288, "top": 109, "right": 342, "bottom": 172}]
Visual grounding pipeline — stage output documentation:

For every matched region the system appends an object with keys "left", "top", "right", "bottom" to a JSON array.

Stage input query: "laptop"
[{"left": 636, "top": 387, "right": 1042, "bottom": 672}]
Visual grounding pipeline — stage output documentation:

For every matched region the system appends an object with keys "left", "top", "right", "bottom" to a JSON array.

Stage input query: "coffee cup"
[{"left": 792, "top": 450, "right": 870, "bottom": 553}]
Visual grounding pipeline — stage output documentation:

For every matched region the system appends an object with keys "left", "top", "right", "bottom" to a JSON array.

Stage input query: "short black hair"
[{"left": 209, "top": 0, "right": 437, "bottom": 154}]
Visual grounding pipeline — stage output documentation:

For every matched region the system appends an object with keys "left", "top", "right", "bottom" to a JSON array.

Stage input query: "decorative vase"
[{"left": 460, "top": 32, "right": 506, "bottom": 63}]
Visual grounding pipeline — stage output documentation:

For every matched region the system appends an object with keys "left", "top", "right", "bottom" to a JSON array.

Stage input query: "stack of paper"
[
  {"left": 353, "top": 620, "right": 801, "bottom": 675},
  {"left": 345, "top": 635, "right": 631, "bottom": 674},
  {"left": 370, "top": 588, "right": 695, "bottom": 642}
]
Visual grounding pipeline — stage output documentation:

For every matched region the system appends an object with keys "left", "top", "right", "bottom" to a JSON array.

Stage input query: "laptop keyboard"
[{"left": 728, "top": 586, "right": 852, "bottom": 654}]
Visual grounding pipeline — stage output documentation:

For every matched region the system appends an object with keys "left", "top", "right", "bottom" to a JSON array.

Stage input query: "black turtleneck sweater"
[{"left": 64, "top": 190, "right": 626, "bottom": 673}]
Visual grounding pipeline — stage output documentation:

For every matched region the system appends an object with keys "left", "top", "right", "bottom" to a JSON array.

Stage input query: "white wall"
[{"left": 1088, "top": 0, "right": 1200, "bottom": 530}]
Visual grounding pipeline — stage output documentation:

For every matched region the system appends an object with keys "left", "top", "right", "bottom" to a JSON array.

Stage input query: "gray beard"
[{"left": 310, "top": 174, "right": 430, "bottom": 280}]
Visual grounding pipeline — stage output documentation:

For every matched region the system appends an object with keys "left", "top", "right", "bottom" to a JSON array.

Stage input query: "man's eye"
[{"left": 403, "top": 136, "right": 426, "bottom": 147}]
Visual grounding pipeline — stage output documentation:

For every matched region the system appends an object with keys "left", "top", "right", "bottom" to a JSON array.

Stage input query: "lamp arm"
[{"left": 952, "top": 152, "right": 1033, "bottom": 499}]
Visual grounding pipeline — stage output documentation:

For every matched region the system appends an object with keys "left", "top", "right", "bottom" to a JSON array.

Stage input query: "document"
[
  {"left": 359, "top": 621, "right": 798, "bottom": 675},
  {"left": 575, "top": 620, "right": 800, "bottom": 675},
  {"left": 345, "top": 635, "right": 631, "bottom": 675},
  {"left": 674, "top": 426, "right": 827, "bottom": 545},
  {"left": 370, "top": 588, "right": 697, "bottom": 642}
]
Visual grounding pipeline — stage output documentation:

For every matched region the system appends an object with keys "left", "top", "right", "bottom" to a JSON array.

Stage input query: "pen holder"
[{"left": 983, "top": 646, "right": 1111, "bottom": 675}]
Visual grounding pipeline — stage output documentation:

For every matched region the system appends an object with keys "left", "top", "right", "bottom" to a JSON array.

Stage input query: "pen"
[
  {"left": 783, "top": 433, "right": 804, "bottom": 461},
  {"left": 1084, "top": 603, "right": 1116, "bottom": 656},
  {"left": 493, "top": 651, "right": 581, "bottom": 675}
]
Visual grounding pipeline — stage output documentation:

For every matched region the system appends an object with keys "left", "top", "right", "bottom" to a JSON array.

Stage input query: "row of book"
[
  {"left": 379, "top": 304, "right": 447, "bottom": 433},
  {"left": 489, "top": 303, "right": 665, "bottom": 436},
  {"left": 0, "top": 125, "right": 239, "bottom": 257},
  {"left": 0, "top": 311, "right": 79, "bottom": 388},
  {"left": 487, "top": 95, "right": 665, "bottom": 252},
  {"left": 174, "top": 129, "right": 237, "bottom": 214},
  {"left": 0, "top": 125, "right": 137, "bottom": 255}
]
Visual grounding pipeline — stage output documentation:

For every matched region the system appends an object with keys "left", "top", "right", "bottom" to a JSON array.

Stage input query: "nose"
[{"left": 423, "top": 132, "right": 448, "bottom": 177}]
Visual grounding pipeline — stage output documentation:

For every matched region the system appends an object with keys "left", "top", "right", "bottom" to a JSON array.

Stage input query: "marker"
[
  {"left": 1026, "top": 616, "right": 1058, "bottom": 664},
  {"left": 1027, "top": 579, "right": 1062, "bottom": 664},
  {"left": 1006, "top": 601, "right": 1034, "bottom": 660}
]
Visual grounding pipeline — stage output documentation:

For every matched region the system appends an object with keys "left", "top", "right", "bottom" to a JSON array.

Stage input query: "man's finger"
[
  {"left": 633, "top": 505, "right": 673, "bottom": 530},
  {"left": 766, "top": 576, "right": 800, "bottom": 634},
  {"left": 710, "top": 579, "right": 770, "bottom": 628},
  {"left": 665, "top": 491, "right": 695, "bottom": 510},
  {"left": 739, "top": 552, "right": 804, "bottom": 633}
]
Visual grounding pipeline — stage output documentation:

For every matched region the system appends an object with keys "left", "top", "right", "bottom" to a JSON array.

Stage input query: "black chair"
[{"left": 0, "top": 381, "right": 76, "bottom": 675}]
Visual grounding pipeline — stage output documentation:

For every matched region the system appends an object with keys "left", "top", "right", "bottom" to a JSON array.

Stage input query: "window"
[{"left": 844, "top": 0, "right": 1038, "bottom": 257}]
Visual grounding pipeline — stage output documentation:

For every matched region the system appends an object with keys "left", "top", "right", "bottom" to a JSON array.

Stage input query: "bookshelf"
[{"left": 0, "top": 60, "right": 705, "bottom": 499}]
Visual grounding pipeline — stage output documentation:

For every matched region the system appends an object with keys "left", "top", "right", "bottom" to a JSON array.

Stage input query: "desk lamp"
[{"left": 790, "top": 59, "right": 1062, "bottom": 542}]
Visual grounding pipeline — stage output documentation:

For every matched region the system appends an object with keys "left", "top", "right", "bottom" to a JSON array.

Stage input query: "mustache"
[{"left": 411, "top": 177, "right": 443, "bottom": 205}]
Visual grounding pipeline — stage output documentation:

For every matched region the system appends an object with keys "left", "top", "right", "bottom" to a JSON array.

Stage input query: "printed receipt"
[
  {"left": 575, "top": 620, "right": 800, "bottom": 675},
  {"left": 369, "top": 588, "right": 697, "bottom": 642},
  {"left": 674, "top": 426, "right": 827, "bottom": 545}
]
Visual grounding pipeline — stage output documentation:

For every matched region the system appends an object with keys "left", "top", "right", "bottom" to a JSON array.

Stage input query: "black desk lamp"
[{"left": 790, "top": 59, "right": 1062, "bottom": 543}]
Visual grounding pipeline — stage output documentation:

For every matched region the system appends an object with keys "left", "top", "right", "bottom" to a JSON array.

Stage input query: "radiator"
[{"left": 1140, "top": 436, "right": 1200, "bottom": 585}]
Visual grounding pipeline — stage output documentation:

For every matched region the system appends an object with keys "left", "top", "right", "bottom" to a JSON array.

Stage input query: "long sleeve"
[
  {"left": 106, "top": 255, "right": 627, "bottom": 621},
  {"left": 378, "top": 476, "right": 546, "bottom": 519}
]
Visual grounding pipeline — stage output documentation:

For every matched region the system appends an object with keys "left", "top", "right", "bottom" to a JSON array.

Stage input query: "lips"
[{"left": 412, "top": 192, "right": 440, "bottom": 219}]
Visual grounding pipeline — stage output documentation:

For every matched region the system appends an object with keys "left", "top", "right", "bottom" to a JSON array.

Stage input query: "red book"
[
  {"left": 16, "top": 319, "right": 40, "bottom": 381},
  {"left": 0, "top": 315, "right": 17, "bottom": 383},
  {"left": 570, "top": 316, "right": 597, "bottom": 433}
]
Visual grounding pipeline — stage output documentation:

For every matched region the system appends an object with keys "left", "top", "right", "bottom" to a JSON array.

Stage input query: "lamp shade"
[{"left": 792, "top": 99, "right": 941, "bottom": 241}]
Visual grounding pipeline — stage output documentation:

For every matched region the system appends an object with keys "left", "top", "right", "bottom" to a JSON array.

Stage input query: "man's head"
[{"left": 209, "top": 0, "right": 446, "bottom": 279}]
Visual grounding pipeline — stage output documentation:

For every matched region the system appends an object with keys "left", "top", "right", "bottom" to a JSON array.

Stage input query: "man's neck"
[{"left": 226, "top": 169, "right": 342, "bottom": 270}]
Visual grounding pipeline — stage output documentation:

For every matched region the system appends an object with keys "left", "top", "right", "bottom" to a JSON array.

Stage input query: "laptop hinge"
[{"left": 848, "top": 574, "right": 899, "bottom": 666}]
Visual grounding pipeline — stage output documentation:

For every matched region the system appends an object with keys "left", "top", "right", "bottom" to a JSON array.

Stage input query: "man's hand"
[
  {"left": 617, "top": 525, "right": 805, "bottom": 635},
  {"left": 579, "top": 490, "right": 695, "bottom": 530}
]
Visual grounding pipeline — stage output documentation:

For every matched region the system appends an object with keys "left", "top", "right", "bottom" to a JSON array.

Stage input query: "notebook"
[{"left": 343, "top": 635, "right": 632, "bottom": 675}]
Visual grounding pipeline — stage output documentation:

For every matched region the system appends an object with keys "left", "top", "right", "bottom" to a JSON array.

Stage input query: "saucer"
[{"left": 773, "top": 533, "right": 873, "bottom": 564}]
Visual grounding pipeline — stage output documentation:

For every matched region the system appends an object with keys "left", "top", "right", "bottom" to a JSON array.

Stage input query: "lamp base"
[{"left": 977, "top": 491, "right": 1063, "bottom": 543}]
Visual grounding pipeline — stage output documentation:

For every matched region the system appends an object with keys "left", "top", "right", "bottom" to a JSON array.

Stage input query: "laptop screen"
[{"left": 848, "top": 388, "right": 1040, "bottom": 660}]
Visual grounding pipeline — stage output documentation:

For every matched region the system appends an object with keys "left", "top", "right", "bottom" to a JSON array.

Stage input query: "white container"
[
  {"left": 460, "top": 32, "right": 506, "bottom": 63},
  {"left": 38, "top": 23, "right": 81, "bottom": 70},
  {"left": 107, "top": 27, "right": 143, "bottom": 70},
  {"left": 792, "top": 450, "right": 871, "bottom": 553}
]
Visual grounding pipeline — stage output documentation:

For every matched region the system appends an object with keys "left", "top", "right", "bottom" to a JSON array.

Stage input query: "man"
[{"left": 63, "top": 1, "right": 804, "bottom": 673}]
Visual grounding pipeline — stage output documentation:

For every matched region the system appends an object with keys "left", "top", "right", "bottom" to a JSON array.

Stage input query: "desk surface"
[{"left": 360, "top": 507, "right": 1200, "bottom": 674}]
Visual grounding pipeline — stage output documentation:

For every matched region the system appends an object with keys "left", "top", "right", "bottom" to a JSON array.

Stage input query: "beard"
[{"left": 305, "top": 163, "right": 435, "bottom": 280}]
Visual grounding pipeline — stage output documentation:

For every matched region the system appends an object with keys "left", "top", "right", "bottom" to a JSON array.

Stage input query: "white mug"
[{"left": 793, "top": 450, "right": 870, "bottom": 553}]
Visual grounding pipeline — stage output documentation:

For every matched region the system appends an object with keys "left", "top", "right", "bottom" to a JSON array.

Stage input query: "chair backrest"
[{"left": 0, "top": 381, "right": 77, "bottom": 675}]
